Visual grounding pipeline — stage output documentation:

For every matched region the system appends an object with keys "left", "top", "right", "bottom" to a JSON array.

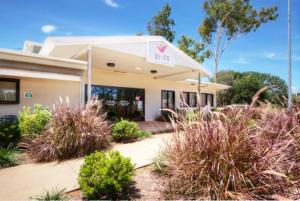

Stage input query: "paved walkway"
[
  {"left": 0, "top": 133, "right": 171, "bottom": 200},
  {"left": 137, "top": 121, "right": 173, "bottom": 134}
]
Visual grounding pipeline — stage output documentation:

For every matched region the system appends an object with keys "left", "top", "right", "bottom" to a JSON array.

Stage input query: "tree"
[
  {"left": 198, "top": 0, "right": 278, "bottom": 82},
  {"left": 147, "top": 3, "right": 176, "bottom": 43},
  {"left": 216, "top": 70, "right": 288, "bottom": 106},
  {"left": 177, "top": 35, "right": 211, "bottom": 63}
]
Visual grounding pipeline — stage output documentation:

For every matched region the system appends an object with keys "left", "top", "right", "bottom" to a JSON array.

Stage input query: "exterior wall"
[
  {"left": 0, "top": 77, "right": 81, "bottom": 116},
  {"left": 85, "top": 68, "right": 218, "bottom": 121}
]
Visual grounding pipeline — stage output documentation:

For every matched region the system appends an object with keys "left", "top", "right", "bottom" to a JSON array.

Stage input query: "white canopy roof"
[{"left": 38, "top": 36, "right": 212, "bottom": 80}]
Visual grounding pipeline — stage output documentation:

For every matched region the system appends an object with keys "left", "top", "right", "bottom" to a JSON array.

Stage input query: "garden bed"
[{"left": 66, "top": 165, "right": 165, "bottom": 200}]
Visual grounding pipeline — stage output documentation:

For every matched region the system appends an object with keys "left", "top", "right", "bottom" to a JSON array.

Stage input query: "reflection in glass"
[{"left": 87, "top": 85, "right": 145, "bottom": 121}]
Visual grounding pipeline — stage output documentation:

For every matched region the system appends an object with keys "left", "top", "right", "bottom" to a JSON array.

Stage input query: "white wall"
[
  {"left": 86, "top": 68, "right": 218, "bottom": 121},
  {"left": 0, "top": 77, "right": 81, "bottom": 116}
]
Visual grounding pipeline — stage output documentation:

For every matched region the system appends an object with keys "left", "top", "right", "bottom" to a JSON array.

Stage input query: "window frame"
[
  {"left": 180, "top": 91, "right": 197, "bottom": 107},
  {"left": 0, "top": 78, "right": 20, "bottom": 104},
  {"left": 201, "top": 93, "right": 214, "bottom": 107},
  {"left": 161, "top": 90, "right": 175, "bottom": 110}
]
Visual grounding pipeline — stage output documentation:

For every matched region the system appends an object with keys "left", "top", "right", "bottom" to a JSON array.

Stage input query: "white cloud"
[
  {"left": 233, "top": 56, "right": 248, "bottom": 65},
  {"left": 41, "top": 24, "right": 57, "bottom": 34},
  {"left": 103, "top": 0, "right": 119, "bottom": 8},
  {"left": 264, "top": 52, "right": 276, "bottom": 59}
]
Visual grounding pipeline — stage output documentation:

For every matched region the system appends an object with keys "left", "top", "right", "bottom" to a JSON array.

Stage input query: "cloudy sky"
[{"left": 0, "top": 0, "right": 299, "bottom": 92}]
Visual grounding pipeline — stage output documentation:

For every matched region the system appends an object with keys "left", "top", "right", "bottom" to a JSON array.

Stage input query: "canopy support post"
[
  {"left": 198, "top": 71, "right": 201, "bottom": 113},
  {"left": 87, "top": 46, "right": 92, "bottom": 102}
]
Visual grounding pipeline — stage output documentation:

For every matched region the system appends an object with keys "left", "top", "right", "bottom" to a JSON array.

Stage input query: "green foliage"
[
  {"left": 137, "top": 130, "right": 152, "bottom": 138},
  {"left": 215, "top": 70, "right": 288, "bottom": 106},
  {"left": 112, "top": 120, "right": 139, "bottom": 142},
  {"left": 18, "top": 104, "right": 51, "bottom": 137},
  {"left": 0, "top": 121, "right": 21, "bottom": 148},
  {"left": 199, "top": 0, "right": 278, "bottom": 44},
  {"left": 78, "top": 151, "right": 135, "bottom": 199},
  {"left": 186, "top": 112, "right": 198, "bottom": 122},
  {"left": 178, "top": 35, "right": 211, "bottom": 63},
  {"left": 0, "top": 145, "right": 19, "bottom": 168},
  {"left": 198, "top": 0, "right": 278, "bottom": 81},
  {"left": 147, "top": 3, "right": 175, "bottom": 42},
  {"left": 32, "top": 188, "right": 68, "bottom": 201}
]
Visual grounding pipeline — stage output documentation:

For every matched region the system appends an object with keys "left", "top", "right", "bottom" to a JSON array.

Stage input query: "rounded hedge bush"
[
  {"left": 18, "top": 104, "right": 52, "bottom": 137},
  {"left": 78, "top": 151, "right": 135, "bottom": 199},
  {"left": 112, "top": 120, "right": 139, "bottom": 142}
]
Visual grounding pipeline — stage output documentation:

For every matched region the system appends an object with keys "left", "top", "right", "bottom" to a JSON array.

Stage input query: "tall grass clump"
[
  {"left": 28, "top": 99, "right": 111, "bottom": 161},
  {"left": 161, "top": 99, "right": 298, "bottom": 199},
  {"left": 32, "top": 188, "right": 68, "bottom": 201},
  {"left": 0, "top": 145, "right": 19, "bottom": 168}
]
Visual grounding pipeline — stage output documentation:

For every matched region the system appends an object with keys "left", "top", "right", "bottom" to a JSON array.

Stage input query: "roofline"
[
  {"left": 39, "top": 35, "right": 211, "bottom": 76},
  {"left": 0, "top": 48, "right": 87, "bottom": 70},
  {"left": 184, "top": 79, "right": 231, "bottom": 89}
]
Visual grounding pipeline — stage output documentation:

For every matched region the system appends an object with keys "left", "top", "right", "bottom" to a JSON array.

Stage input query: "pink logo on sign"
[{"left": 157, "top": 45, "right": 167, "bottom": 53}]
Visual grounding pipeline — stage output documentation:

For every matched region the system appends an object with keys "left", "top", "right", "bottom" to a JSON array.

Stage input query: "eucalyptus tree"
[
  {"left": 198, "top": 0, "right": 278, "bottom": 82},
  {"left": 147, "top": 3, "right": 176, "bottom": 43}
]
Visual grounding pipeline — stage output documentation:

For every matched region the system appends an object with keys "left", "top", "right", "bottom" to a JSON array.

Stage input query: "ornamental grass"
[
  {"left": 161, "top": 91, "right": 300, "bottom": 200},
  {"left": 27, "top": 99, "right": 111, "bottom": 161}
]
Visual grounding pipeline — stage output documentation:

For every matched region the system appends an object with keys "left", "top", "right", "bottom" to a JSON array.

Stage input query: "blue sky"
[{"left": 0, "top": 0, "right": 299, "bottom": 92}]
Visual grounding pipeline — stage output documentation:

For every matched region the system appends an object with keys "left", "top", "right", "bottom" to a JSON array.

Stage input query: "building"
[{"left": 0, "top": 36, "right": 229, "bottom": 121}]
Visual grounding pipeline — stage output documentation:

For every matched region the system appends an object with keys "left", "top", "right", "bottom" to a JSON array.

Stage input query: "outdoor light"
[
  {"left": 106, "top": 62, "right": 115, "bottom": 67},
  {"left": 150, "top": 70, "right": 158, "bottom": 74}
]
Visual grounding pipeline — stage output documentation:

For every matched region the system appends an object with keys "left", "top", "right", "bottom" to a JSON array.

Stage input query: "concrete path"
[{"left": 0, "top": 133, "right": 171, "bottom": 200}]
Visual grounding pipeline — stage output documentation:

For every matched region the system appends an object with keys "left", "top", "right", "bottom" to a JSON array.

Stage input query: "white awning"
[{"left": 0, "top": 68, "right": 81, "bottom": 81}]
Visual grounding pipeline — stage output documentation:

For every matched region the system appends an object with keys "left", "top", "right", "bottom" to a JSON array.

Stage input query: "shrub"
[
  {"left": 78, "top": 151, "right": 135, "bottom": 199},
  {"left": 0, "top": 121, "right": 21, "bottom": 148},
  {"left": 137, "top": 130, "right": 152, "bottom": 138},
  {"left": 112, "top": 120, "right": 139, "bottom": 142},
  {"left": 0, "top": 145, "right": 19, "bottom": 168},
  {"left": 28, "top": 100, "right": 111, "bottom": 161},
  {"left": 162, "top": 105, "right": 297, "bottom": 200},
  {"left": 32, "top": 188, "right": 68, "bottom": 201},
  {"left": 18, "top": 104, "right": 52, "bottom": 137}
]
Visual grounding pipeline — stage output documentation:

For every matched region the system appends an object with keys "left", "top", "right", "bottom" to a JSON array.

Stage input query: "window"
[
  {"left": 161, "top": 90, "right": 175, "bottom": 110},
  {"left": 0, "top": 78, "right": 20, "bottom": 104},
  {"left": 201, "top": 93, "right": 214, "bottom": 107},
  {"left": 181, "top": 92, "right": 197, "bottom": 107},
  {"left": 86, "top": 85, "right": 145, "bottom": 121}
]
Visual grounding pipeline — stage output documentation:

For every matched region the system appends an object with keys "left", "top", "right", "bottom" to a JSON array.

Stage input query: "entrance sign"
[
  {"left": 146, "top": 41, "right": 175, "bottom": 67},
  {"left": 24, "top": 92, "right": 32, "bottom": 99}
]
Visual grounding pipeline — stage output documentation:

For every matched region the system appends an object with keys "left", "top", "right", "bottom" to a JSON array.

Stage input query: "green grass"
[
  {"left": 152, "top": 152, "right": 166, "bottom": 173},
  {"left": 32, "top": 188, "right": 68, "bottom": 201},
  {"left": 0, "top": 145, "right": 19, "bottom": 168}
]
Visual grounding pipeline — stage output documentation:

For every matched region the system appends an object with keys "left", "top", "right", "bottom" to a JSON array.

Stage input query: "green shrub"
[
  {"left": 78, "top": 151, "right": 135, "bottom": 199},
  {"left": 28, "top": 100, "right": 111, "bottom": 161},
  {"left": 112, "top": 120, "right": 139, "bottom": 142},
  {"left": 32, "top": 188, "right": 68, "bottom": 201},
  {"left": 137, "top": 130, "right": 152, "bottom": 138},
  {"left": 0, "top": 145, "right": 19, "bottom": 168},
  {"left": 0, "top": 121, "right": 21, "bottom": 148},
  {"left": 19, "top": 104, "right": 52, "bottom": 137}
]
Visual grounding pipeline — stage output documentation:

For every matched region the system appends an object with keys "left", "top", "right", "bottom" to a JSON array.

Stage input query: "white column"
[
  {"left": 87, "top": 46, "right": 92, "bottom": 101},
  {"left": 80, "top": 73, "right": 85, "bottom": 105}
]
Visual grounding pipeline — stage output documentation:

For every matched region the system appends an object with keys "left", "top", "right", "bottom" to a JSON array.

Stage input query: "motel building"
[{"left": 0, "top": 36, "right": 229, "bottom": 121}]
